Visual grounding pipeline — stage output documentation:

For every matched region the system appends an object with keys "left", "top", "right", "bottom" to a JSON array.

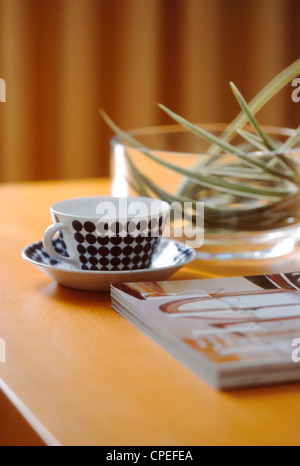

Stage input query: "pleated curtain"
[{"left": 0, "top": 0, "right": 299, "bottom": 182}]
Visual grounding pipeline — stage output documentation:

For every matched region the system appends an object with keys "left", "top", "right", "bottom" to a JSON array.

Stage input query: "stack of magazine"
[{"left": 111, "top": 272, "right": 300, "bottom": 389}]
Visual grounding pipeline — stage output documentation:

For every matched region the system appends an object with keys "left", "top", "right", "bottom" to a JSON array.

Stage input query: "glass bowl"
[{"left": 110, "top": 123, "right": 300, "bottom": 260}]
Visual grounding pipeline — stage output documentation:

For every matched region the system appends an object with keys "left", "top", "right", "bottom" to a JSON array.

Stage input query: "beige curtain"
[{"left": 0, "top": 0, "right": 299, "bottom": 183}]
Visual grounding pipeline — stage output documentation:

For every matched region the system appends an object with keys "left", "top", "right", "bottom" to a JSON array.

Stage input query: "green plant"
[{"left": 100, "top": 59, "right": 300, "bottom": 231}]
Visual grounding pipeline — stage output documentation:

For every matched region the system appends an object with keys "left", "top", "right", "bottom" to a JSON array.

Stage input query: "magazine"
[{"left": 111, "top": 273, "right": 300, "bottom": 389}]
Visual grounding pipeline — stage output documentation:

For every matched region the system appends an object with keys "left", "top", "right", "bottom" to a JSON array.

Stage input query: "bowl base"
[
  {"left": 172, "top": 224, "right": 300, "bottom": 261},
  {"left": 195, "top": 238, "right": 299, "bottom": 261}
]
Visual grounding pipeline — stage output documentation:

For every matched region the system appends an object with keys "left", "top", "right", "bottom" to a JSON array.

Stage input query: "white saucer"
[{"left": 22, "top": 238, "right": 196, "bottom": 291}]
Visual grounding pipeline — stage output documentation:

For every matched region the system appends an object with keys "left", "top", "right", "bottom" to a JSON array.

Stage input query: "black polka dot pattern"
[
  {"left": 96, "top": 217, "right": 165, "bottom": 238},
  {"left": 23, "top": 238, "right": 194, "bottom": 273},
  {"left": 24, "top": 239, "right": 68, "bottom": 267},
  {"left": 69, "top": 219, "right": 162, "bottom": 271},
  {"left": 55, "top": 232, "right": 69, "bottom": 257}
]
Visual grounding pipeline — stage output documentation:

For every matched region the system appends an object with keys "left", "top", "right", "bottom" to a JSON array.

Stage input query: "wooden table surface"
[{"left": 0, "top": 178, "right": 300, "bottom": 446}]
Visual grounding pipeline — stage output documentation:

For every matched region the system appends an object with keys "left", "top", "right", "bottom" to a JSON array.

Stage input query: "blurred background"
[{"left": 0, "top": 0, "right": 299, "bottom": 183}]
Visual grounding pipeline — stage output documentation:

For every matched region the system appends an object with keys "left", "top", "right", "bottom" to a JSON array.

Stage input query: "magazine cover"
[{"left": 111, "top": 273, "right": 300, "bottom": 389}]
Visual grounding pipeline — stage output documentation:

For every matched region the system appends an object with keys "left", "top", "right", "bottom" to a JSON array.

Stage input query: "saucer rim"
[{"left": 21, "top": 238, "right": 196, "bottom": 275}]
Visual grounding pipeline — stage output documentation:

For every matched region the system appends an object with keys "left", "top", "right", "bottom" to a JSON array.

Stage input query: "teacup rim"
[{"left": 50, "top": 195, "right": 170, "bottom": 220}]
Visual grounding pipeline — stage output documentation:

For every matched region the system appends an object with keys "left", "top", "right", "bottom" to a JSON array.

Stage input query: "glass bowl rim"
[
  {"left": 111, "top": 122, "right": 300, "bottom": 236},
  {"left": 110, "top": 122, "right": 298, "bottom": 157}
]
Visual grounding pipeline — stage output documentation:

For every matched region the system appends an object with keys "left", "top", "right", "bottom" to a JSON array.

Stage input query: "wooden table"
[{"left": 0, "top": 178, "right": 300, "bottom": 446}]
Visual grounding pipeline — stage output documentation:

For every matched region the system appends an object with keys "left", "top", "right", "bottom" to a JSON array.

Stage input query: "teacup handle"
[{"left": 43, "top": 223, "right": 75, "bottom": 265}]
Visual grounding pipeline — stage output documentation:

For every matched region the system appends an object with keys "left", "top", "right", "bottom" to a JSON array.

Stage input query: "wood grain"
[{"left": 0, "top": 178, "right": 299, "bottom": 446}]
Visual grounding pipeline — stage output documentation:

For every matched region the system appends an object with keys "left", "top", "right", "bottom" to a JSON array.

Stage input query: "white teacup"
[{"left": 43, "top": 196, "right": 170, "bottom": 271}]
